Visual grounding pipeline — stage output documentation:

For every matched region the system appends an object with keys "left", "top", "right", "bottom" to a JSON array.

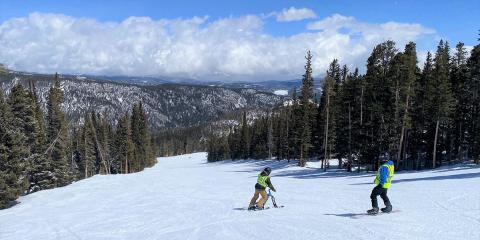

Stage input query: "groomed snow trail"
[{"left": 1, "top": 153, "right": 479, "bottom": 240}]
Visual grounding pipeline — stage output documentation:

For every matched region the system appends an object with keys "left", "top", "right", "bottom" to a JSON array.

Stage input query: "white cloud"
[
  {"left": 274, "top": 7, "right": 317, "bottom": 22},
  {"left": 0, "top": 13, "right": 437, "bottom": 81}
]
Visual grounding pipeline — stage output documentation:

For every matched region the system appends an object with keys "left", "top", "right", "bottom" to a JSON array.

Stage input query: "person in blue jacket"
[{"left": 367, "top": 158, "right": 394, "bottom": 214}]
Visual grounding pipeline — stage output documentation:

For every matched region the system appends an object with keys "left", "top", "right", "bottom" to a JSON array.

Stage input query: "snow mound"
[
  {"left": 0, "top": 153, "right": 479, "bottom": 240},
  {"left": 274, "top": 89, "right": 289, "bottom": 96}
]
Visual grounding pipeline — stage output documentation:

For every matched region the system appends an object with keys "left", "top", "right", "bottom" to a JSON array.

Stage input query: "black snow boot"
[
  {"left": 248, "top": 206, "right": 256, "bottom": 211},
  {"left": 367, "top": 207, "right": 379, "bottom": 214},
  {"left": 381, "top": 205, "right": 392, "bottom": 213}
]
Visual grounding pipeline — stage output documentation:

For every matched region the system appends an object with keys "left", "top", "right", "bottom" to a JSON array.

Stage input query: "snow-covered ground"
[
  {"left": 273, "top": 89, "right": 289, "bottom": 96},
  {"left": 1, "top": 153, "right": 479, "bottom": 240}
]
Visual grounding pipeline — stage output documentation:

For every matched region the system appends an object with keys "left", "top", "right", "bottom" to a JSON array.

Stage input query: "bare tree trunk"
[
  {"left": 397, "top": 129, "right": 404, "bottom": 170},
  {"left": 268, "top": 112, "right": 273, "bottom": 160},
  {"left": 299, "top": 145, "right": 304, "bottom": 167},
  {"left": 84, "top": 134, "right": 88, "bottom": 179},
  {"left": 433, "top": 119, "right": 440, "bottom": 168},
  {"left": 348, "top": 103, "right": 352, "bottom": 171},
  {"left": 360, "top": 87, "right": 364, "bottom": 125},
  {"left": 323, "top": 89, "right": 330, "bottom": 172},
  {"left": 286, "top": 108, "right": 290, "bottom": 161},
  {"left": 91, "top": 127, "right": 109, "bottom": 175},
  {"left": 397, "top": 87, "right": 411, "bottom": 170}
]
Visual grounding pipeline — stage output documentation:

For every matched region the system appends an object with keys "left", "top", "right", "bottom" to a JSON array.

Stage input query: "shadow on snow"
[{"left": 350, "top": 172, "right": 480, "bottom": 185}]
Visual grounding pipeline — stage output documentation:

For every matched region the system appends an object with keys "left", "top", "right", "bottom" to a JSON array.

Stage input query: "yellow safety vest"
[
  {"left": 257, "top": 174, "right": 269, "bottom": 188},
  {"left": 374, "top": 163, "right": 394, "bottom": 188}
]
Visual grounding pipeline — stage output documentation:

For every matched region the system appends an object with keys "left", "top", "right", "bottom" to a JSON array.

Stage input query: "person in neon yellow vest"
[
  {"left": 248, "top": 167, "right": 276, "bottom": 210},
  {"left": 367, "top": 158, "right": 394, "bottom": 214}
]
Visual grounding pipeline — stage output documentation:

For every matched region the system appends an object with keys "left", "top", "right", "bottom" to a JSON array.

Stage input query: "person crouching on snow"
[
  {"left": 367, "top": 158, "right": 395, "bottom": 214},
  {"left": 248, "top": 167, "right": 276, "bottom": 210}
]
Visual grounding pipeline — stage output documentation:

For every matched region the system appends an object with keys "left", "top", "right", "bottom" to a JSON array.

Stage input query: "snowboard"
[
  {"left": 366, "top": 209, "right": 401, "bottom": 215},
  {"left": 233, "top": 206, "right": 285, "bottom": 211}
]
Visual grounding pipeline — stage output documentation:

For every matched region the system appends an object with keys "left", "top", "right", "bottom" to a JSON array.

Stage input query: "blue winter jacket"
[{"left": 379, "top": 160, "right": 394, "bottom": 186}]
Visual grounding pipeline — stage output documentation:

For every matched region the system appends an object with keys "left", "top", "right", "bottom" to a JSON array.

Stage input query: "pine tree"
[
  {"left": 114, "top": 113, "right": 134, "bottom": 173},
  {"left": 26, "top": 81, "right": 55, "bottom": 192},
  {"left": 363, "top": 41, "right": 397, "bottom": 169},
  {"left": 46, "top": 73, "right": 72, "bottom": 185},
  {"left": 239, "top": 111, "right": 250, "bottom": 159},
  {"left": 411, "top": 52, "right": 434, "bottom": 169},
  {"left": 130, "top": 102, "right": 154, "bottom": 171},
  {"left": 0, "top": 89, "right": 24, "bottom": 208},
  {"left": 7, "top": 84, "right": 47, "bottom": 193},
  {"left": 450, "top": 42, "right": 469, "bottom": 162},
  {"left": 318, "top": 59, "right": 341, "bottom": 170},
  {"left": 390, "top": 42, "right": 418, "bottom": 169},
  {"left": 299, "top": 51, "right": 315, "bottom": 167},
  {"left": 466, "top": 44, "right": 480, "bottom": 164},
  {"left": 426, "top": 40, "right": 455, "bottom": 168},
  {"left": 80, "top": 114, "right": 96, "bottom": 178}
]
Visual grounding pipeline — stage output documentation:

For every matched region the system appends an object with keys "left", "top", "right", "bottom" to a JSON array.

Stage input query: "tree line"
[
  {"left": 208, "top": 39, "right": 480, "bottom": 171},
  {"left": 0, "top": 74, "right": 156, "bottom": 209}
]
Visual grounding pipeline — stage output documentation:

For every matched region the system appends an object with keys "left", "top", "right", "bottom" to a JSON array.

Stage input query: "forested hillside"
[{"left": 208, "top": 40, "right": 480, "bottom": 171}]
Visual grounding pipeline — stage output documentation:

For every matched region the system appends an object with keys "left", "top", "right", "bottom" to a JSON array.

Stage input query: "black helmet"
[
  {"left": 379, "top": 152, "right": 390, "bottom": 162},
  {"left": 263, "top": 167, "right": 272, "bottom": 175}
]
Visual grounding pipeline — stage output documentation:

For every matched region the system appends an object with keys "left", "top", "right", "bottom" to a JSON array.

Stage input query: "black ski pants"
[{"left": 370, "top": 185, "right": 391, "bottom": 208}]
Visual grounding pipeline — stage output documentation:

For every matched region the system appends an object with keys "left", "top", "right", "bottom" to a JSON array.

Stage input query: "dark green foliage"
[
  {"left": 27, "top": 154, "right": 55, "bottom": 193},
  {"left": 207, "top": 35, "right": 479, "bottom": 171},
  {"left": 0, "top": 76, "right": 157, "bottom": 209},
  {"left": 0, "top": 90, "right": 22, "bottom": 208},
  {"left": 466, "top": 44, "right": 480, "bottom": 163},
  {"left": 425, "top": 41, "right": 455, "bottom": 167},
  {"left": 130, "top": 102, "right": 155, "bottom": 172},
  {"left": 46, "top": 74, "right": 72, "bottom": 186},
  {"left": 113, "top": 113, "right": 134, "bottom": 173},
  {"left": 298, "top": 51, "right": 315, "bottom": 166}
]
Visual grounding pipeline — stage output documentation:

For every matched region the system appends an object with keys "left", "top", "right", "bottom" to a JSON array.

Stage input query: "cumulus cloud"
[
  {"left": 0, "top": 12, "right": 437, "bottom": 81},
  {"left": 274, "top": 7, "right": 317, "bottom": 22}
]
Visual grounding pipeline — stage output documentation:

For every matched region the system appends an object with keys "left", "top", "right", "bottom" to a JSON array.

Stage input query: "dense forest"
[
  {"left": 0, "top": 74, "right": 156, "bottom": 209},
  {"left": 208, "top": 39, "right": 480, "bottom": 171}
]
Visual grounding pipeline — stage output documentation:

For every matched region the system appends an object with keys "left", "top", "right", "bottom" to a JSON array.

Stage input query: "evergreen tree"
[
  {"left": 114, "top": 113, "right": 134, "bottom": 173},
  {"left": 7, "top": 84, "right": 52, "bottom": 193},
  {"left": 26, "top": 81, "right": 55, "bottom": 192},
  {"left": 390, "top": 42, "right": 418, "bottom": 169},
  {"left": 79, "top": 114, "right": 96, "bottom": 178},
  {"left": 46, "top": 74, "right": 72, "bottom": 185},
  {"left": 363, "top": 41, "right": 397, "bottom": 169},
  {"left": 130, "top": 102, "right": 154, "bottom": 171},
  {"left": 318, "top": 59, "right": 341, "bottom": 170},
  {"left": 298, "top": 51, "right": 315, "bottom": 166},
  {"left": 0, "top": 90, "right": 24, "bottom": 208},
  {"left": 411, "top": 52, "right": 433, "bottom": 169},
  {"left": 426, "top": 40, "right": 455, "bottom": 168},
  {"left": 466, "top": 44, "right": 480, "bottom": 164},
  {"left": 239, "top": 111, "right": 250, "bottom": 159},
  {"left": 450, "top": 42, "right": 469, "bottom": 162}
]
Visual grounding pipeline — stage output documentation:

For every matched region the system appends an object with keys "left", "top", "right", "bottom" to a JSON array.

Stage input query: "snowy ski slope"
[{"left": 0, "top": 153, "right": 479, "bottom": 240}]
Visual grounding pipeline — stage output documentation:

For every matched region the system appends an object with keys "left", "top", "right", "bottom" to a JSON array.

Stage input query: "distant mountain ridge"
[{"left": 0, "top": 71, "right": 285, "bottom": 130}]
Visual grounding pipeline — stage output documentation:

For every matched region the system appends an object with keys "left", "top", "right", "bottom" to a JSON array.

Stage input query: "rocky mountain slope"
[{"left": 0, "top": 71, "right": 284, "bottom": 130}]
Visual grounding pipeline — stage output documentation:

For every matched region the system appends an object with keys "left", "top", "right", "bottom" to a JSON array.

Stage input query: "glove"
[{"left": 270, "top": 187, "right": 276, "bottom": 192}]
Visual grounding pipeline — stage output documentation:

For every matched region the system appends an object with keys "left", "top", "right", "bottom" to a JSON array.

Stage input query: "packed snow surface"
[
  {"left": 273, "top": 89, "right": 289, "bottom": 96},
  {"left": 1, "top": 153, "right": 479, "bottom": 240}
]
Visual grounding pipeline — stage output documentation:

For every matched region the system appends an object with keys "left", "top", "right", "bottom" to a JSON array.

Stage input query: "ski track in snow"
[{"left": 1, "top": 152, "right": 479, "bottom": 240}]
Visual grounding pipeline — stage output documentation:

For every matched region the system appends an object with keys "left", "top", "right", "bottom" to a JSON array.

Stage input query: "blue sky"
[
  {"left": 2, "top": 0, "right": 478, "bottom": 44},
  {"left": 0, "top": 0, "right": 478, "bottom": 80}
]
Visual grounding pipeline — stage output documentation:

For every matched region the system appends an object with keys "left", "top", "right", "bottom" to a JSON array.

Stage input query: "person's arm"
[
  {"left": 379, "top": 166, "right": 388, "bottom": 186},
  {"left": 267, "top": 177, "right": 276, "bottom": 192}
]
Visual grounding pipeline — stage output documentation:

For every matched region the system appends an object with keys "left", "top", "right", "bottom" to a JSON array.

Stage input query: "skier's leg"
[
  {"left": 370, "top": 185, "right": 382, "bottom": 209},
  {"left": 257, "top": 190, "right": 268, "bottom": 209},
  {"left": 380, "top": 188, "right": 392, "bottom": 212},
  {"left": 249, "top": 191, "right": 260, "bottom": 208}
]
